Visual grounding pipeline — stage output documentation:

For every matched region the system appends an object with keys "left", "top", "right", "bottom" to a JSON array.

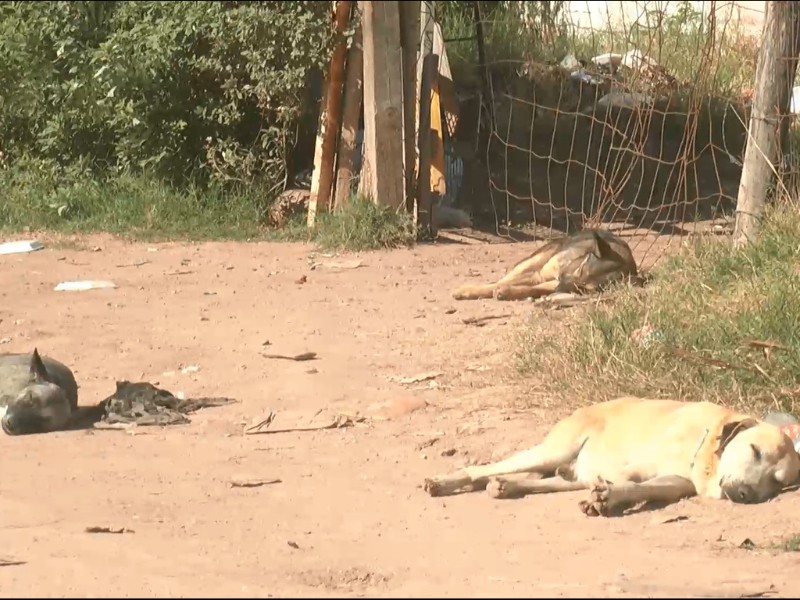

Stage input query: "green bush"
[{"left": 0, "top": 1, "right": 331, "bottom": 191}]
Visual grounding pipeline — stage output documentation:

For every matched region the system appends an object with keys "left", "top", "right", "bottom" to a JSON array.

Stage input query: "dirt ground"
[{"left": 1, "top": 230, "right": 798, "bottom": 598}]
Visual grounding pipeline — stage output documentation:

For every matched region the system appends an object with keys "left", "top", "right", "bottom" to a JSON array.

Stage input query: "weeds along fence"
[{"left": 440, "top": 1, "right": 791, "bottom": 270}]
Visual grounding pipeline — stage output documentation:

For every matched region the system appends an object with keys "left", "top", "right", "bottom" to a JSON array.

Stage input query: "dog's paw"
[
  {"left": 579, "top": 477, "right": 613, "bottom": 517},
  {"left": 424, "top": 477, "right": 444, "bottom": 497},
  {"left": 493, "top": 287, "right": 509, "bottom": 301},
  {"left": 486, "top": 477, "right": 514, "bottom": 499}
]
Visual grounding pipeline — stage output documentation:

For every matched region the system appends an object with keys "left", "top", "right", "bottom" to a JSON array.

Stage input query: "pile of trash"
[{"left": 94, "top": 380, "right": 237, "bottom": 428}]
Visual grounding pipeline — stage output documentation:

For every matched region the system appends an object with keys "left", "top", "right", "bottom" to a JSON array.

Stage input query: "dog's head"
[
  {"left": 1, "top": 349, "right": 73, "bottom": 436},
  {"left": 714, "top": 417, "right": 800, "bottom": 504}
]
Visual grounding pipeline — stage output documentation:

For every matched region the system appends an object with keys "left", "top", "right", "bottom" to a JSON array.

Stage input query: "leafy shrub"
[{"left": 0, "top": 1, "right": 331, "bottom": 193}]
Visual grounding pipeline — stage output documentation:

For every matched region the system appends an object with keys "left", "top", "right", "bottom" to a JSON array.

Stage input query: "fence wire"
[{"left": 441, "top": 0, "right": 795, "bottom": 271}]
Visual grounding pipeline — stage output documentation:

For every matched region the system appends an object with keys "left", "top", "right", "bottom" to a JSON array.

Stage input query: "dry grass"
[{"left": 516, "top": 204, "right": 800, "bottom": 417}]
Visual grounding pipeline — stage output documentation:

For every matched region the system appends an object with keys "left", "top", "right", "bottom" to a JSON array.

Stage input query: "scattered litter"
[
  {"left": 0, "top": 338, "right": 10, "bottom": 345},
  {"left": 388, "top": 371, "right": 442, "bottom": 385},
  {"left": 147, "top": 248, "right": 159, "bottom": 252},
  {"left": 462, "top": 314, "right": 511, "bottom": 327},
  {"left": 287, "top": 541, "right": 300, "bottom": 550},
  {"left": 262, "top": 351, "right": 318, "bottom": 362},
  {"left": 230, "top": 477, "right": 282, "bottom": 488},
  {"left": 54, "top": 280, "right": 117, "bottom": 292},
  {"left": 168, "top": 270, "right": 193, "bottom": 276},
  {"left": 85, "top": 526, "right": 134, "bottom": 534},
  {"left": 180, "top": 365, "right": 200, "bottom": 374},
  {"left": 90, "top": 246, "right": 102, "bottom": 252},
  {"left": 0, "top": 240, "right": 44, "bottom": 255},
  {"left": 204, "top": 291, "right": 217, "bottom": 296},
  {"left": 630, "top": 324, "right": 663, "bottom": 348},
  {"left": 245, "top": 409, "right": 364, "bottom": 435}
]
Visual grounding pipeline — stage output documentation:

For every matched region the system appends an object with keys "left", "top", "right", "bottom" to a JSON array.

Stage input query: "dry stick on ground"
[
  {"left": 262, "top": 352, "right": 318, "bottom": 361},
  {"left": 230, "top": 478, "right": 282, "bottom": 488},
  {"left": 462, "top": 314, "right": 512, "bottom": 326},
  {"left": 244, "top": 410, "right": 361, "bottom": 436}
]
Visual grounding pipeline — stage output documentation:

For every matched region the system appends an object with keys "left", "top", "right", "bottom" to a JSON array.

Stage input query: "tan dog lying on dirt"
[
  {"left": 452, "top": 229, "right": 639, "bottom": 301},
  {"left": 424, "top": 397, "right": 800, "bottom": 517}
]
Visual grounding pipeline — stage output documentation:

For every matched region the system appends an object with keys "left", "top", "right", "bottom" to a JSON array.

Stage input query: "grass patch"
[
  {"left": 0, "top": 163, "right": 268, "bottom": 242},
  {"left": 274, "top": 195, "right": 416, "bottom": 253},
  {"left": 516, "top": 204, "right": 800, "bottom": 416},
  {"left": 0, "top": 164, "right": 416, "bottom": 251},
  {"left": 774, "top": 534, "right": 800, "bottom": 553}
]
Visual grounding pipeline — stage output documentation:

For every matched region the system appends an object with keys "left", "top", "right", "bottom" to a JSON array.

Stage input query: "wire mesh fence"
[{"left": 439, "top": 1, "right": 791, "bottom": 270}]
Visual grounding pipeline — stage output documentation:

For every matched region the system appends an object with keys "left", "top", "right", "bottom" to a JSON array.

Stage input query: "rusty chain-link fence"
[{"left": 440, "top": 1, "right": 790, "bottom": 269}]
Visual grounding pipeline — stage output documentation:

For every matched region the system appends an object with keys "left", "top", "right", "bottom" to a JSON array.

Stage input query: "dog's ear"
[
  {"left": 28, "top": 348, "right": 49, "bottom": 384},
  {"left": 590, "top": 230, "right": 613, "bottom": 260},
  {"left": 715, "top": 418, "right": 759, "bottom": 457}
]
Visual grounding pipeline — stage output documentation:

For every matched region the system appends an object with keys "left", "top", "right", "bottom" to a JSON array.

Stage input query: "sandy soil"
[{"left": 0, "top": 230, "right": 798, "bottom": 598}]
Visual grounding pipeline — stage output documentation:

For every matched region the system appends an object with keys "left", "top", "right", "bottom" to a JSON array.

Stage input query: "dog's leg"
[
  {"left": 424, "top": 437, "right": 583, "bottom": 497},
  {"left": 452, "top": 284, "right": 497, "bottom": 300},
  {"left": 579, "top": 475, "right": 697, "bottom": 517},
  {"left": 494, "top": 280, "right": 560, "bottom": 301},
  {"left": 486, "top": 475, "right": 588, "bottom": 499}
]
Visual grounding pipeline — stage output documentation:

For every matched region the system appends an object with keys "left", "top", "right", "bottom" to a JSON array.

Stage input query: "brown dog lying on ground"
[
  {"left": 424, "top": 397, "right": 800, "bottom": 517},
  {"left": 452, "top": 229, "right": 639, "bottom": 301}
]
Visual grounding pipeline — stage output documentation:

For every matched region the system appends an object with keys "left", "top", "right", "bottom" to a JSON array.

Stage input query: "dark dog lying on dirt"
[
  {"left": 0, "top": 349, "right": 78, "bottom": 435},
  {"left": 424, "top": 397, "right": 800, "bottom": 517},
  {"left": 1, "top": 349, "right": 236, "bottom": 435},
  {"left": 452, "top": 229, "right": 640, "bottom": 302}
]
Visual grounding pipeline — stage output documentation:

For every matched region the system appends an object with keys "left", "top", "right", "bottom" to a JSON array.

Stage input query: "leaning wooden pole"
[
  {"left": 307, "top": 0, "right": 353, "bottom": 228},
  {"left": 733, "top": 0, "right": 800, "bottom": 248},
  {"left": 399, "top": 1, "right": 421, "bottom": 213},
  {"left": 417, "top": 53, "right": 439, "bottom": 238},
  {"left": 333, "top": 14, "right": 364, "bottom": 211}
]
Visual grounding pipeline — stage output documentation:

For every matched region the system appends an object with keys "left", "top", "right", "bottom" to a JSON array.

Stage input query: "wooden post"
[
  {"left": 358, "top": 0, "right": 406, "bottom": 209},
  {"left": 357, "top": 0, "right": 375, "bottom": 199},
  {"left": 399, "top": 1, "right": 421, "bottom": 213},
  {"left": 333, "top": 16, "right": 364, "bottom": 211},
  {"left": 473, "top": 0, "right": 494, "bottom": 130},
  {"left": 417, "top": 53, "right": 439, "bottom": 238},
  {"left": 307, "top": 0, "right": 352, "bottom": 228},
  {"left": 733, "top": 1, "right": 800, "bottom": 248}
]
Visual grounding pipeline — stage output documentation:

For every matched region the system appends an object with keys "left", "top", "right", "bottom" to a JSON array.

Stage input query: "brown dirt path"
[{"left": 0, "top": 232, "right": 797, "bottom": 598}]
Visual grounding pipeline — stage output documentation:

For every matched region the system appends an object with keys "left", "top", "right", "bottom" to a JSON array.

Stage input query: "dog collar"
[{"left": 781, "top": 423, "right": 800, "bottom": 453}]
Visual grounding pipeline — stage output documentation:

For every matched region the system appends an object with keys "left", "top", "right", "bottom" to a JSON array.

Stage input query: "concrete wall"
[{"left": 562, "top": 1, "right": 766, "bottom": 38}]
